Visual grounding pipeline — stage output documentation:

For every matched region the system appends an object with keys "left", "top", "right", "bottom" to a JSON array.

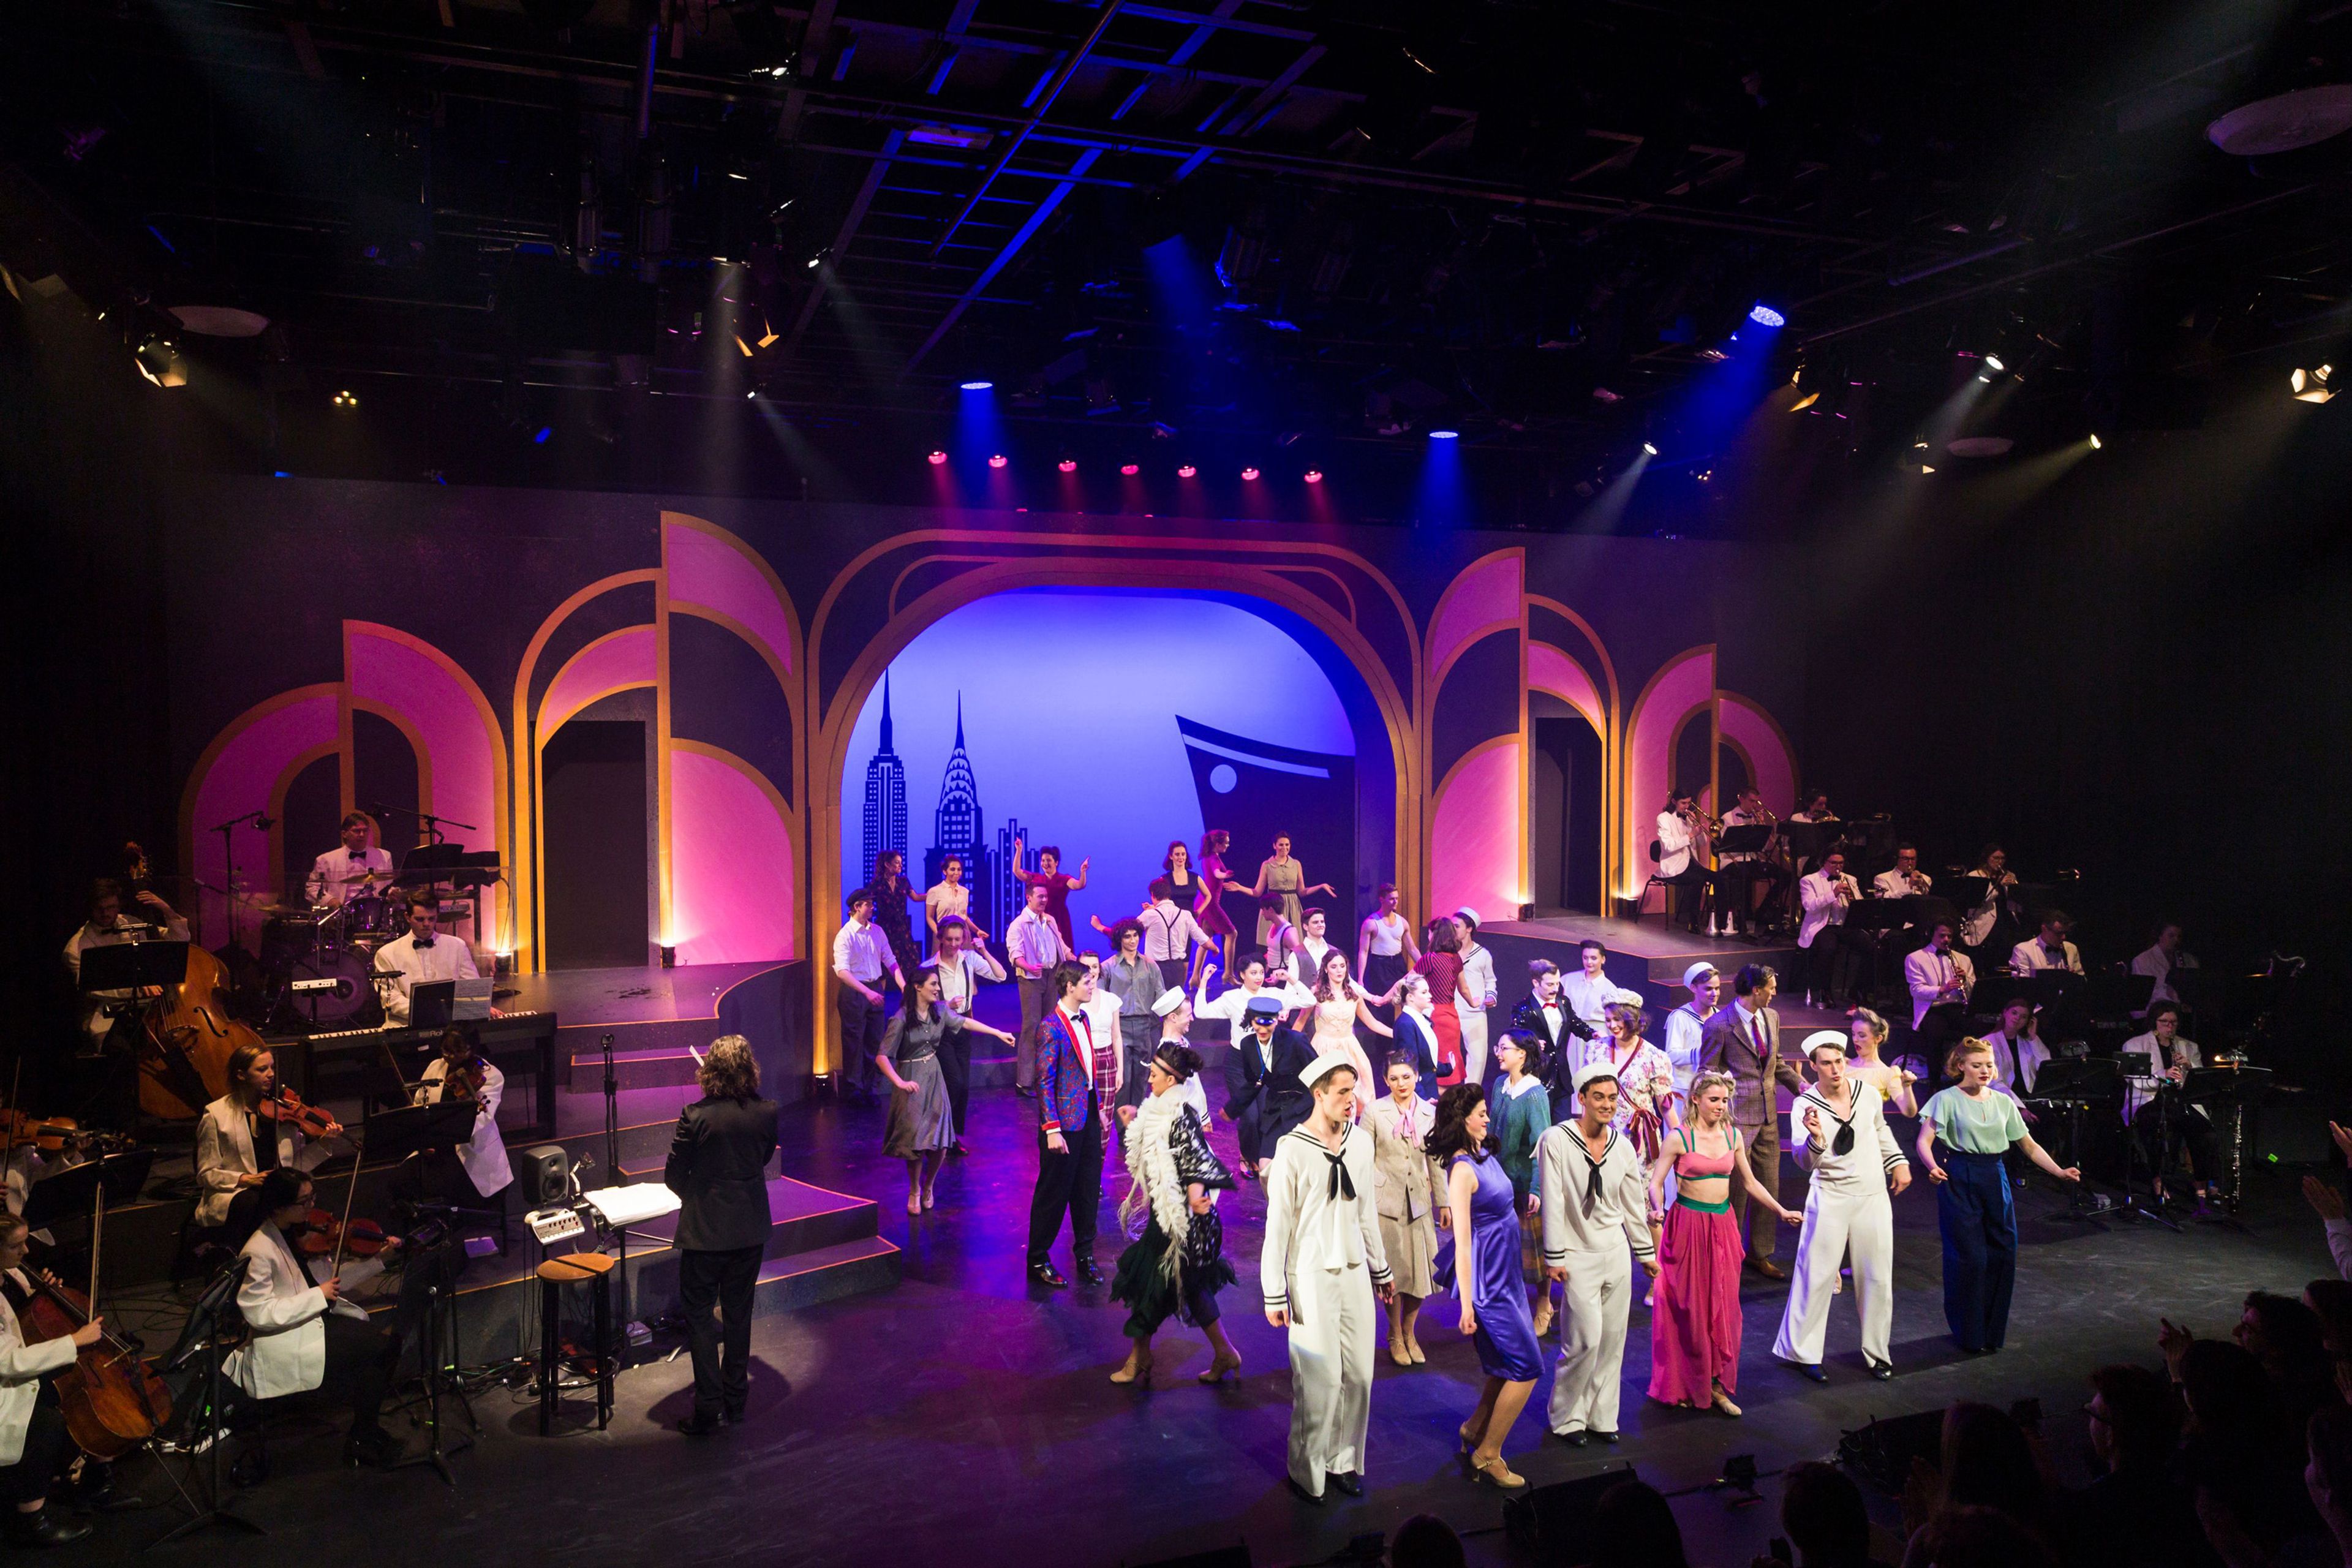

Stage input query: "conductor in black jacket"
[{"left": 664, "top": 1035, "right": 778, "bottom": 1435}]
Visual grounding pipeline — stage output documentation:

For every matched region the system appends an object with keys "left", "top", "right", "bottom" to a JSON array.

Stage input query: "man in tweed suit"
[{"left": 1700, "top": 963, "right": 1806, "bottom": 1276}]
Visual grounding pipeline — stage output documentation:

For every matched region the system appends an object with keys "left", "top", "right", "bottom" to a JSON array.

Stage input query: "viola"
[{"left": 260, "top": 1087, "right": 342, "bottom": 1142}]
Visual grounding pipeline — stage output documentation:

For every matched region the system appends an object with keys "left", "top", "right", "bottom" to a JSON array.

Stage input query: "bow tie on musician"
[
  {"left": 1796, "top": 851, "right": 1878, "bottom": 1009},
  {"left": 370, "top": 893, "right": 502, "bottom": 1028},
  {"left": 304, "top": 812, "right": 393, "bottom": 909},
  {"left": 1715, "top": 790, "right": 1793, "bottom": 940},
  {"left": 386, "top": 1025, "right": 516, "bottom": 1218}
]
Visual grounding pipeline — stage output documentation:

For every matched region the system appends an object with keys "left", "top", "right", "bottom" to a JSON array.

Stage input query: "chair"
[
  {"left": 535, "top": 1251, "right": 616, "bottom": 1433},
  {"left": 1637, "top": 839, "right": 1672, "bottom": 928}
]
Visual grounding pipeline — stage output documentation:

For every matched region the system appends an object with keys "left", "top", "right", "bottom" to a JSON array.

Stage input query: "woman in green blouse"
[
  {"left": 1915, "top": 1037, "right": 2080, "bottom": 1353},
  {"left": 1490, "top": 1033, "right": 1553, "bottom": 1336}
]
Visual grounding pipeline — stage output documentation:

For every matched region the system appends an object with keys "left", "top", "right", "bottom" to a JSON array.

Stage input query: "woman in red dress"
[
  {"left": 1195, "top": 830, "right": 1246, "bottom": 974},
  {"left": 1412, "top": 916, "right": 1468, "bottom": 1085}
]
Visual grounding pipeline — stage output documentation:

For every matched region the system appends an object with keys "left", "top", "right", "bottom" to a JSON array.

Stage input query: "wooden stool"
[{"left": 535, "top": 1251, "right": 616, "bottom": 1434}]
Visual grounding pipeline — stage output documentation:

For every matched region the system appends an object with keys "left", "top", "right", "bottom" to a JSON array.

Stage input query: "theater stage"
[{"left": 76, "top": 1068, "right": 2337, "bottom": 1567}]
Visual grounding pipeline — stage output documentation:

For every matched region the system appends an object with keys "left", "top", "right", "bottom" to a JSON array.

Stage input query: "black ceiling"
[{"left": 7, "top": 0, "right": 2351, "bottom": 495}]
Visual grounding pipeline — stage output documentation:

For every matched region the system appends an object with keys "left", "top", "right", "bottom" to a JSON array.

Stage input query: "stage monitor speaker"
[
  {"left": 1121, "top": 1547, "right": 1251, "bottom": 1568},
  {"left": 1839, "top": 1409, "right": 1947, "bottom": 1496},
  {"left": 516, "top": 1144, "right": 570, "bottom": 1207},
  {"left": 1504, "top": 1461, "right": 1639, "bottom": 1563}
]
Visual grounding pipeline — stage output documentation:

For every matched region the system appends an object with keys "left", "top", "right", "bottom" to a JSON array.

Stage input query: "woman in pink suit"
[{"left": 1645, "top": 1070, "right": 1799, "bottom": 1417}]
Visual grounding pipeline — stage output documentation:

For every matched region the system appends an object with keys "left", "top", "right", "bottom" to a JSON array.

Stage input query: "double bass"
[{"left": 125, "top": 838, "right": 257, "bottom": 1120}]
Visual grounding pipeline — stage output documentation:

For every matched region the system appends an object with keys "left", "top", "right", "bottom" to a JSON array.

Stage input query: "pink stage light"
[
  {"left": 1176, "top": 464, "right": 1197, "bottom": 478},
  {"left": 1057, "top": 458, "right": 1077, "bottom": 473},
  {"left": 1240, "top": 466, "right": 1261, "bottom": 481},
  {"left": 1119, "top": 462, "right": 1140, "bottom": 477},
  {"left": 987, "top": 453, "right": 1008, "bottom": 469},
  {"left": 927, "top": 450, "right": 948, "bottom": 466},
  {"left": 1303, "top": 469, "right": 1324, "bottom": 484}
]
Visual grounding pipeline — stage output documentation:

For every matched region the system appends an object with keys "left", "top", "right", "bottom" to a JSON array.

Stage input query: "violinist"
[
  {"left": 225, "top": 1170, "right": 402, "bottom": 1469},
  {"left": 194, "top": 1045, "right": 346, "bottom": 1229},
  {"left": 394, "top": 1025, "right": 513, "bottom": 1211},
  {"left": 0, "top": 1214, "right": 101, "bottom": 1547}
]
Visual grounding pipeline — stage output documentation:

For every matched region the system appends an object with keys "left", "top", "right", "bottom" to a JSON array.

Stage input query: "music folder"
[{"left": 409, "top": 979, "right": 458, "bottom": 1030}]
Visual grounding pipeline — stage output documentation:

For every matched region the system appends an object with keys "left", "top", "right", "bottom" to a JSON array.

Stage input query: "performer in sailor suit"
[
  {"left": 1771, "top": 1030, "right": 1911, "bottom": 1381},
  {"left": 1262, "top": 1051, "right": 1393, "bottom": 1504},
  {"left": 1537, "top": 1061, "right": 1659, "bottom": 1443}
]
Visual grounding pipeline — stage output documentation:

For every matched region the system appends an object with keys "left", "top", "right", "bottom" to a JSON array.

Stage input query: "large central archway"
[{"left": 807, "top": 552, "right": 1422, "bottom": 1072}]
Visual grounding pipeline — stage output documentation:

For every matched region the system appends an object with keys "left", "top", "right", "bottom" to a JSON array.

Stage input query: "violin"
[
  {"left": 291, "top": 1210, "right": 386, "bottom": 1259},
  {"left": 260, "top": 1087, "right": 343, "bottom": 1142},
  {"left": 440, "top": 1055, "right": 488, "bottom": 1104}
]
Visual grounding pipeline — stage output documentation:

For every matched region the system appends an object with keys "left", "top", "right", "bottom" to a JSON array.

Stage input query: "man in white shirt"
[
  {"left": 1903, "top": 921, "right": 1975, "bottom": 1043},
  {"left": 2129, "top": 922, "right": 2198, "bottom": 1017},
  {"left": 1662, "top": 962, "right": 1719, "bottom": 1103},
  {"left": 1195, "top": 954, "right": 1316, "bottom": 1050},
  {"left": 1872, "top": 844, "right": 1933, "bottom": 902},
  {"left": 1539, "top": 1063, "right": 1659, "bottom": 1444},
  {"left": 2010, "top": 911, "right": 2083, "bottom": 977},
  {"left": 1136, "top": 878, "right": 1215, "bottom": 987},
  {"left": 1559, "top": 940, "right": 1617, "bottom": 1041},
  {"left": 927, "top": 917, "right": 1005, "bottom": 1149},
  {"left": 1717, "top": 790, "right": 1789, "bottom": 938},
  {"left": 831, "top": 887, "right": 903, "bottom": 1102},
  {"left": 372, "top": 893, "right": 483, "bottom": 1028},
  {"left": 63, "top": 879, "right": 192, "bottom": 1061},
  {"left": 401, "top": 1024, "right": 516, "bottom": 1207},
  {"left": 1653, "top": 791, "right": 1713, "bottom": 935},
  {"left": 1773, "top": 1033, "right": 1909, "bottom": 1382},
  {"left": 1981, "top": 999, "right": 2051, "bottom": 1111},
  {"left": 305, "top": 813, "right": 393, "bottom": 907},
  {"left": 1005, "top": 881, "right": 1071, "bottom": 1096},
  {"left": 2122, "top": 1002, "right": 2217, "bottom": 1202},
  {"left": 1797, "top": 851, "right": 1874, "bottom": 1007},
  {"left": 1076, "top": 953, "right": 1129, "bottom": 1116}
]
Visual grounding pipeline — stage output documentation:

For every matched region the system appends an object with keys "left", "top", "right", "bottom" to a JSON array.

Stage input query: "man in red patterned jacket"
[{"left": 1027, "top": 960, "right": 1116, "bottom": 1289}]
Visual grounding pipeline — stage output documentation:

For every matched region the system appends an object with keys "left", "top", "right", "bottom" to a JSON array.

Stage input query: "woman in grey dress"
[{"left": 881, "top": 970, "right": 1014, "bottom": 1214}]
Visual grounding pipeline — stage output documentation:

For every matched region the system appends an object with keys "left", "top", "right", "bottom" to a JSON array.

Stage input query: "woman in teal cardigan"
[{"left": 1489, "top": 1033, "right": 1554, "bottom": 1335}]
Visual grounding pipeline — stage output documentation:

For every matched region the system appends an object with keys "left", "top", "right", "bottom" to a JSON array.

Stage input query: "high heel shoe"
[
  {"left": 1109, "top": 1352, "right": 1153, "bottom": 1386},
  {"left": 1531, "top": 1303, "right": 1554, "bottom": 1338},
  {"left": 906, "top": 1193, "right": 922, "bottom": 1216},
  {"left": 1388, "top": 1336, "right": 1412, "bottom": 1368},
  {"left": 921, "top": 1185, "right": 936, "bottom": 1211},
  {"left": 1197, "top": 1352, "right": 1242, "bottom": 1384},
  {"left": 1472, "top": 1456, "right": 1527, "bottom": 1490},
  {"left": 1711, "top": 1387, "right": 1743, "bottom": 1418},
  {"left": 1455, "top": 1425, "right": 1477, "bottom": 1476},
  {"left": 1406, "top": 1333, "right": 1426, "bottom": 1365}
]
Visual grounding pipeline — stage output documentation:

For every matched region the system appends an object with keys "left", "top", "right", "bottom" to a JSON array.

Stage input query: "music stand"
[
  {"left": 409, "top": 980, "right": 458, "bottom": 1031},
  {"left": 2187, "top": 1065, "right": 2274, "bottom": 1221},
  {"left": 23, "top": 1150, "right": 154, "bottom": 1237},
  {"left": 364, "top": 1100, "right": 488, "bottom": 1484},
  {"left": 2025, "top": 1057, "right": 2122, "bottom": 1228},
  {"left": 146, "top": 1259, "right": 263, "bottom": 1548},
  {"left": 2086, "top": 971, "right": 2156, "bottom": 1026},
  {"left": 75, "top": 940, "right": 191, "bottom": 997}
]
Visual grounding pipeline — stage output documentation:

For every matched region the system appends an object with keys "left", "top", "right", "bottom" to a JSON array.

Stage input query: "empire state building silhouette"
[{"left": 859, "top": 673, "right": 909, "bottom": 884}]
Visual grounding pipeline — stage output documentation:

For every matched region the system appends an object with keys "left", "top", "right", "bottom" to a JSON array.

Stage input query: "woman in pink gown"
[{"left": 1644, "top": 1071, "right": 1799, "bottom": 1417}]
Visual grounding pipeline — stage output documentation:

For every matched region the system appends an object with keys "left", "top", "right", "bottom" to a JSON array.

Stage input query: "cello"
[{"left": 16, "top": 1180, "right": 172, "bottom": 1462}]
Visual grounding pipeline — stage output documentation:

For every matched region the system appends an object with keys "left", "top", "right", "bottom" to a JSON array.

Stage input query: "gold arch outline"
[
  {"left": 1527, "top": 594, "right": 1623, "bottom": 897},
  {"left": 538, "top": 628, "right": 659, "bottom": 740},
  {"left": 809, "top": 552, "right": 1422, "bottom": 1074},
  {"left": 507, "top": 569, "right": 662, "bottom": 972},
  {"left": 530, "top": 678, "right": 659, "bottom": 962},
  {"left": 1716, "top": 690, "right": 1800, "bottom": 808},
  {"left": 177, "top": 684, "right": 344, "bottom": 949},
  {"left": 345, "top": 620, "right": 513, "bottom": 954},
  {"left": 265, "top": 741, "right": 342, "bottom": 904},
  {"left": 1526, "top": 642, "right": 1609, "bottom": 904},
  {"left": 1423, "top": 548, "right": 1524, "bottom": 920}
]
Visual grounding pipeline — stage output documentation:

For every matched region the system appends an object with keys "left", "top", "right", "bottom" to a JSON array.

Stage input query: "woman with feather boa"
[{"left": 1108, "top": 1042, "right": 1242, "bottom": 1387}]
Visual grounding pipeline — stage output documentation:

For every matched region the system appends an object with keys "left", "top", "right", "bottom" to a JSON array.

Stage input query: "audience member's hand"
[
  {"left": 1899, "top": 1454, "right": 1942, "bottom": 1537},
  {"left": 2309, "top": 1173, "right": 2348, "bottom": 1222},
  {"left": 2195, "top": 1485, "right": 2267, "bottom": 1568},
  {"left": 2157, "top": 1316, "right": 2195, "bottom": 1376},
  {"left": 2332, "top": 1121, "right": 2352, "bottom": 1165}
]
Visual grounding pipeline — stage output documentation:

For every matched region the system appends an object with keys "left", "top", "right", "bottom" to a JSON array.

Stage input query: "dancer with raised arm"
[
  {"left": 1647, "top": 1070, "right": 1797, "bottom": 1417},
  {"left": 1252, "top": 833, "right": 1335, "bottom": 951},
  {"left": 1263, "top": 1053, "right": 1392, "bottom": 1505},
  {"left": 1303, "top": 950, "right": 1397, "bottom": 1122},
  {"left": 1196, "top": 831, "right": 1246, "bottom": 974},
  {"left": 1772, "top": 1031, "right": 1911, "bottom": 1383},
  {"left": 1431, "top": 1081, "right": 1542, "bottom": 1491}
]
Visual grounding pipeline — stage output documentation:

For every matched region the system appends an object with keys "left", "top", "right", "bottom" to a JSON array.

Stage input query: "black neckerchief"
[
  {"left": 1572, "top": 1123, "right": 1616, "bottom": 1215},
  {"left": 1807, "top": 1084, "right": 1860, "bottom": 1156}
]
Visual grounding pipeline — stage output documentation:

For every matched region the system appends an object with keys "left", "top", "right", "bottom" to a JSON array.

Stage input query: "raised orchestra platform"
[{"left": 1479, "top": 911, "right": 1805, "bottom": 1016}]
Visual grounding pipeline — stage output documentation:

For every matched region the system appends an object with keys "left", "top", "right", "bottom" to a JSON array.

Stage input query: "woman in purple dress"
[{"left": 1430, "top": 1082, "right": 1542, "bottom": 1491}]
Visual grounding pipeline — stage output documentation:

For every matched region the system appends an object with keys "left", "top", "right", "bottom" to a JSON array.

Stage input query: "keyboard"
[{"left": 274, "top": 1010, "right": 559, "bottom": 1136}]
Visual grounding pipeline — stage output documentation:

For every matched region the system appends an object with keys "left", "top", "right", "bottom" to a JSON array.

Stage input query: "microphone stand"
[
  {"left": 601, "top": 1033, "right": 623, "bottom": 1190},
  {"left": 206, "top": 809, "right": 274, "bottom": 959}
]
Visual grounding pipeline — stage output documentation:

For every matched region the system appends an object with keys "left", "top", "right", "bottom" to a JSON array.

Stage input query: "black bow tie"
[
  {"left": 1323, "top": 1150, "right": 1356, "bottom": 1202},
  {"left": 415, "top": 934, "right": 435, "bottom": 948}
]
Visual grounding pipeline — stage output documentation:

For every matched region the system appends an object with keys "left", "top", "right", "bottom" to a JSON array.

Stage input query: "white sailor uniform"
[
  {"left": 1261, "top": 1120, "right": 1391, "bottom": 1497},
  {"left": 1536, "top": 1121, "right": 1656, "bottom": 1438},
  {"left": 1771, "top": 1079, "right": 1907, "bottom": 1368}
]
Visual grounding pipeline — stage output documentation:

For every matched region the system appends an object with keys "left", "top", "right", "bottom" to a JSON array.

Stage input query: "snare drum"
[{"left": 342, "top": 893, "right": 407, "bottom": 943}]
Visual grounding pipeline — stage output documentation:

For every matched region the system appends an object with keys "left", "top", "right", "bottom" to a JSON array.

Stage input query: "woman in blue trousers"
[{"left": 1914, "top": 1038, "right": 2081, "bottom": 1352}]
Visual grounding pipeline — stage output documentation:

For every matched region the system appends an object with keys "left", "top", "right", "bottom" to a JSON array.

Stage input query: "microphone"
[{"left": 254, "top": 815, "right": 276, "bottom": 831}]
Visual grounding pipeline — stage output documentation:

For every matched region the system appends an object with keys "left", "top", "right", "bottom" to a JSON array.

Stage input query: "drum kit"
[{"left": 257, "top": 880, "right": 405, "bottom": 1027}]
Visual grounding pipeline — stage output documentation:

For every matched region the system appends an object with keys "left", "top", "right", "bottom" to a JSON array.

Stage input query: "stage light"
[
  {"left": 1057, "top": 458, "right": 1077, "bottom": 473},
  {"left": 1240, "top": 466, "right": 1261, "bottom": 481},
  {"left": 1920, "top": 464, "right": 1936, "bottom": 474},
  {"left": 1430, "top": 429, "right": 1460, "bottom": 440},
  {"left": 927, "top": 450, "right": 948, "bottom": 466},
  {"left": 1748, "top": 303, "right": 1785, "bottom": 328},
  {"left": 1642, "top": 441, "right": 1659, "bottom": 456},
  {"left": 1789, "top": 392, "right": 1820, "bottom": 412},
  {"left": 960, "top": 380, "right": 993, "bottom": 391},
  {"left": 331, "top": 388, "right": 358, "bottom": 409},
  {"left": 2293, "top": 365, "right": 2335, "bottom": 402},
  {"left": 988, "top": 453, "right": 1008, "bottom": 469},
  {"left": 533, "top": 425, "right": 553, "bottom": 443},
  {"left": 1119, "top": 462, "right": 1140, "bottom": 477},
  {"left": 1985, "top": 354, "right": 2005, "bottom": 372},
  {"left": 1303, "top": 469, "right": 1324, "bottom": 484},
  {"left": 1176, "top": 464, "right": 1197, "bottom": 478},
  {"left": 135, "top": 334, "right": 188, "bottom": 388},
  {"left": 2087, "top": 433, "right": 2102, "bottom": 450},
  {"left": 660, "top": 944, "right": 678, "bottom": 968}
]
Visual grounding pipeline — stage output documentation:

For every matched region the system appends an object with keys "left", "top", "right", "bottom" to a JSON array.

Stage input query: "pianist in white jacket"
[{"left": 225, "top": 1169, "right": 405, "bottom": 1467}]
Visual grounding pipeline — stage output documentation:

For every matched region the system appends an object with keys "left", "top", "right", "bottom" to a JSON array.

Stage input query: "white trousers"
[
  {"left": 1459, "top": 1004, "right": 1490, "bottom": 1088},
  {"left": 1286, "top": 1267, "right": 1376, "bottom": 1494},
  {"left": 1771, "top": 1181, "right": 1893, "bottom": 1366},
  {"left": 1547, "top": 1245, "right": 1632, "bottom": 1436}
]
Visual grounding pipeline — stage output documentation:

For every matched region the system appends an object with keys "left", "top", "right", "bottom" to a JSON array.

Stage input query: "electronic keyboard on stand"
[{"left": 268, "top": 1010, "right": 560, "bottom": 1137}]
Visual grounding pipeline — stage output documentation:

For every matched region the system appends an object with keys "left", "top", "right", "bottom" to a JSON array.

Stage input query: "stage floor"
[
  {"left": 75, "top": 1075, "right": 2339, "bottom": 1566},
  {"left": 497, "top": 959, "right": 786, "bottom": 1026}
]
